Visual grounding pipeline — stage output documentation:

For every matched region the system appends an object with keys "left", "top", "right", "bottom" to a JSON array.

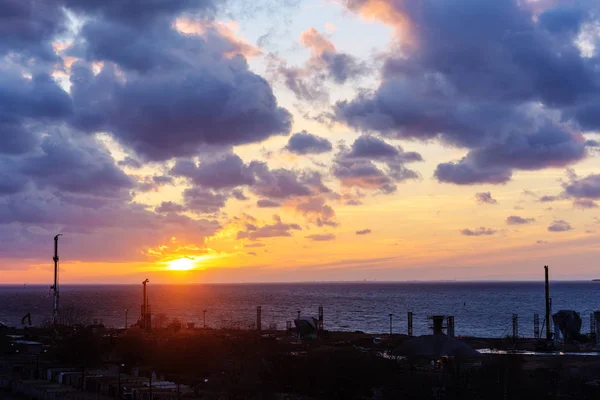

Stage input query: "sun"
[{"left": 168, "top": 257, "right": 196, "bottom": 271}]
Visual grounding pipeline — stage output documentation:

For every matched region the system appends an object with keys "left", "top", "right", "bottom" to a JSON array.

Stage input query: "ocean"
[{"left": 0, "top": 282, "right": 599, "bottom": 338}]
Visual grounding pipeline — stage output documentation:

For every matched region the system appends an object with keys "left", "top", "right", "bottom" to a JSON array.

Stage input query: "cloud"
[
  {"left": 564, "top": 174, "right": 600, "bottom": 199},
  {"left": 460, "top": 227, "right": 497, "bottom": 236},
  {"left": 244, "top": 243, "right": 265, "bottom": 248},
  {"left": 155, "top": 202, "right": 186, "bottom": 214},
  {"left": 182, "top": 187, "right": 228, "bottom": 214},
  {"left": 251, "top": 164, "right": 329, "bottom": 199},
  {"left": 284, "top": 131, "right": 333, "bottom": 155},
  {"left": 270, "top": 28, "right": 367, "bottom": 101},
  {"left": 475, "top": 192, "right": 497, "bottom": 205},
  {"left": 257, "top": 199, "right": 281, "bottom": 208},
  {"left": 70, "top": 60, "right": 292, "bottom": 161},
  {"left": 118, "top": 157, "right": 143, "bottom": 169},
  {"left": 548, "top": 220, "right": 573, "bottom": 232},
  {"left": 536, "top": 240, "right": 549, "bottom": 245},
  {"left": 337, "top": 0, "right": 594, "bottom": 185},
  {"left": 171, "top": 154, "right": 256, "bottom": 190},
  {"left": 294, "top": 197, "right": 338, "bottom": 227},
  {"left": 332, "top": 136, "right": 421, "bottom": 193},
  {"left": 506, "top": 216, "right": 535, "bottom": 225},
  {"left": 539, "top": 195, "right": 562, "bottom": 203},
  {"left": 237, "top": 215, "right": 301, "bottom": 241},
  {"left": 573, "top": 198, "right": 599, "bottom": 209},
  {"left": 305, "top": 233, "right": 336, "bottom": 241},
  {"left": 356, "top": 229, "right": 372, "bottom": 235}
]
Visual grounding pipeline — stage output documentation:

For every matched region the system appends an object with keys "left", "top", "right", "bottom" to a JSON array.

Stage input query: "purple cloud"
[
  {"left": 257, "top": 199, "right": 281, "bottom": 208},
  {"left": 548, "top": 220, "right": 573, "bottom": 232},
  {"left": 460, "top": 227, "right": 497, "bottom": 236},
  {"left": 356, "top": 229, "right": 372, "bottom": 235},
  {"left": 475, "top": 192, "right": 497, "bottom": 205},
  {"left": 305, "top": 233, "right": 336, "bottom": 242},
  {"left": 285, "top": 131, "right": 332, "bottom": 155},
  {"left": 506, "top": 216, "right": 535, "bottom": 225},
  {"left": 237, "top": 215, "right": 301, "bottom": 241}
]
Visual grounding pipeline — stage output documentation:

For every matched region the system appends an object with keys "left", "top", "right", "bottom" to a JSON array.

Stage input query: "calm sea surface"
[{"left": 0, "top": 282, "right": 599, "bottom": 337}]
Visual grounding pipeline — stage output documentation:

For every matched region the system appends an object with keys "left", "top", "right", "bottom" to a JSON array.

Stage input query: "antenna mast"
[{"left": 52, "top": 234, "right": 62, "bottom": 325}]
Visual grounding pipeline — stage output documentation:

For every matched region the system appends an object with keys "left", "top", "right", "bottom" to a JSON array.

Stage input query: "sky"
[{"left": 2, "top": 0, "right": 600, "bottom": 284}]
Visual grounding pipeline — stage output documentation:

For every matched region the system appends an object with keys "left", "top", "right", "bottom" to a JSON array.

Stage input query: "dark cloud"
[
  {"left": 548, "top": 220, "right": 573, "bottom": 232},
  {"left": 257, "top": 199, "right": 281, "bottom": 208},
  {"left": 573, "top": 198, "right": 599, "bottom": 209},
  {"left": 539, "top": 195, "right": 562, "bottom": 203},
  {"left": 506, "top": 216, "right": 535, "bottom": 225},
  {"left": 284, "top": 131, "right": 333, "bottom": 155},
  {"left": 564, "top": 174, "right": 600, "bottom": 199},
  {"left": 435, "top": 126, "right": 585, "bottom": 185},
  {"left": 356, "top": 229, "right": 371, "bottom": 235},
  {"left": 182, "top": 187, "right": 228, "bottom": 214},
  {"left": 332, "top": 136, "right": 421, "bottom": 193},
  {"left": 346, "top": 135, "right": 422, "bottom": 163},
  {"left": 305, "top": 233, "right": 336, "bottom": 242},
  {"left": 0, "top": 0, "right": 67, "bottom": 61},
  {"left": 460, "top": 227, "right": 497, "bottom": 236},
  {"left": 251, "top": 164, "right": 328, "bottom": 199},
  {"left": 155, "top": 202, "right": 186, "bottom": 214},
  {"left": 237, "top": 215, "right": 301, "bottom": 241},
  {"left": 475, "top": 192, "right": 497, "bottom": 205},
  {"left": 70, "top": 60, "right": 291, "bottom": 161},
  {"left": 171, "top": 154, "right": 256, "bottom": 190},
  {"left": 337, "top": 0, "right": 595, "bottom": 184},
  {"left": 14, "top": 135, "right": 134, "bottom": 198}
]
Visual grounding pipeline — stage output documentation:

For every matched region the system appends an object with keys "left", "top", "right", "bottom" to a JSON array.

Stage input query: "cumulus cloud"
[
  {"left": 295, "top": 197, "right": 338, "bottom": 227},
  {"left": 171, "top": 154, "right": 256, "bottom": 190},
  {"left": 237, "top": 215, "right": 302, "bottom": 241},
  {"left": 506, "top": 216, "right": 535, "bottom": 225},
  {"left": 305, "top": 233, "right": 336, "bottom": 241},
  {"left": 332, "top": 135, "right": 421, "bottom": 193},
  {"left": 475, "top": 192, "right": 497, "bottom": 205},
  {"left": 284, "top": 131, "right": 333, "bottom": 155},
  {"left": 564, "top": 174, "right": 600, "bottom": 199},
  {"left": 356, "top": 229, "right": 372, "bottom": 235},
  {"left": 257, "top": 199, "right": 281, "bottom": 208},
  {"left": 337, "top": 0, "right": 594, "bottom": 185},
  {"left": 548, "top": 220, "right": 573, "bottom": 232},
  {"left": 573, "top": 198, "right": 599, "bottom": 209},
  {"left": 155, "top": 202, "right": 186, "bottom": 214},
  {"left": 460, "top": 227, "right": 497, "bottom": 236},
  {"left": 270, "top": 27, "right": 367, "bottom": 101}
]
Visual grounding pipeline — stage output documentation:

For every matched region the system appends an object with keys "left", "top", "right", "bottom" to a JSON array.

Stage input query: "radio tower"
[{"left": 51, "top": 234, "right": 62, "bottom": 325}]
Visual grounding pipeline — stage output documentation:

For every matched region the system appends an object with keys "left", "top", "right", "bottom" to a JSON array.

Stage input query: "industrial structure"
[
  {"left": 139, "top": 279, "right": 152, "bottom": 331},
  {"left": 50, "top": 234, "right": 62, "bottom": 325}
]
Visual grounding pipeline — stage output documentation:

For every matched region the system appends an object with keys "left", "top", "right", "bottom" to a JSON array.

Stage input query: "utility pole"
[
  {"left": 125, "top": 309, "right": 128, "bottom": 331},
  {"left": 203, "top": 310, "right": 207, "bottom": 329},
  {"left": 51, "top": 234, "right": 62, "bottom": 325},
  {"left": 389, "top": 314, "right": 393, "bottom": 336},
  {"left": 545, "top": 266, "right": 551, "bottom": 341}
]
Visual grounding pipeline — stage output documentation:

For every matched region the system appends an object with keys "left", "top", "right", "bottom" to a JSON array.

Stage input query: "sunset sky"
[{"left": 2, "top": 0, "right": 600, "bottom": 283}]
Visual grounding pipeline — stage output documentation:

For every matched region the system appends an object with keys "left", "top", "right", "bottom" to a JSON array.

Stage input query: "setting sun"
[{"left": 168, "top": 257, "right": 196, "bottom": 271}]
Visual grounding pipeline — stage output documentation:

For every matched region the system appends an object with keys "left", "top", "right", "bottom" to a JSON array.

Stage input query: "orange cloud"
[{"left": 174, "top": 18, "right": 261, "bottom": 58}]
